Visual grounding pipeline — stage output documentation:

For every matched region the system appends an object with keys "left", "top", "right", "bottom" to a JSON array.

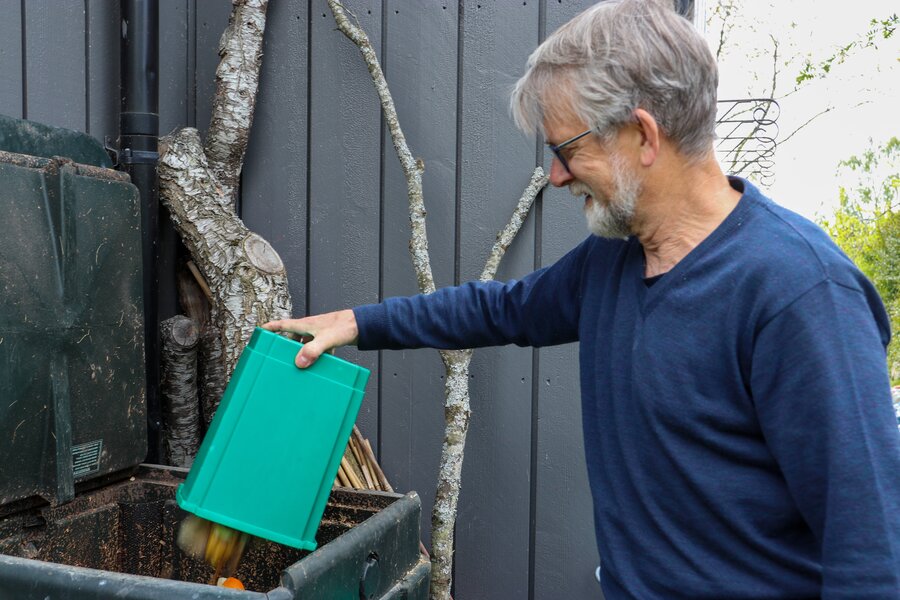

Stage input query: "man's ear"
[{"left": 633, "top": 108, "right": 660, "bottom": 167}]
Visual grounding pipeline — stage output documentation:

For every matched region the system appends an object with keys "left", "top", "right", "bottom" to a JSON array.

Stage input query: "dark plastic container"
[
  {"left": 0, "top": 147, "right": 145, "bottom": 512},
  {"left": 0, "top": 466, "right": 429, "bottom": 599}
]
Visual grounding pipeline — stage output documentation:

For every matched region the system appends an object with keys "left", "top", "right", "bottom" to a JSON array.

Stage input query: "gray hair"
[{"left": 511, "top": 0, "right": 718, "bottom": 158}]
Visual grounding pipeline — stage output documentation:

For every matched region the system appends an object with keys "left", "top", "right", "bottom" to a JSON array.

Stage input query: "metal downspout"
[{"left": 120, "top": 0, "right": 161, "bottom": 463}]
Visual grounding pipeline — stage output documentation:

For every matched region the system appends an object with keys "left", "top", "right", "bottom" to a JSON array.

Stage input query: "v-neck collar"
[{"left": 628, "top": 177, "right": 755, "bottom": 317}]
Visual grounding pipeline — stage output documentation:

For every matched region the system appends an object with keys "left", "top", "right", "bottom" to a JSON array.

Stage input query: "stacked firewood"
[{"left": 335, "top": 426, "right": 393, "bottom": 492}]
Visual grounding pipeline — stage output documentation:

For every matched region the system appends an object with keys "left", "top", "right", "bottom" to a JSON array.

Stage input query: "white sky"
[{"left": 705, "top": 0, "right": 899, "bottom": 221}]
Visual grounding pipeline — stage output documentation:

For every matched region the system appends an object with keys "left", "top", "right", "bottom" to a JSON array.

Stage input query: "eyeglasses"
[{"left": 548, "top": 128, "right": 593, "bottom": 173}]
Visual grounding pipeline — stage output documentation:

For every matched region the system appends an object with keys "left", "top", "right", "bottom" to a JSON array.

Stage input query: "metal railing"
[{"left": 715, "top": 98, "right": 780, "bottom": 187}]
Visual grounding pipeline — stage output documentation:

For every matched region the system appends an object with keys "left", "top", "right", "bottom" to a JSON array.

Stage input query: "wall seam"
[
  {"left": 453, "top": 1, "right": 464, "bottom": 288},
  {"left": 528, "top": 1, "right": 547, "bottom": 597},
  {"left": 450, "top": 0, "right": 465, "bottom": 594},
  {"left": 304, "top": 0, "right": 313, "bottom": 317},
  {"left": 377, "top": 0, "right": 388, "bottom": 460},
  {"left": 20, "top": 0, "right": 27, "bottom": 119},
  {"left": 84, "top": 0, "right": 90, "bottom": 134},
  {"left": 187, "top": 0, "right": 197, "bottom": 127}
]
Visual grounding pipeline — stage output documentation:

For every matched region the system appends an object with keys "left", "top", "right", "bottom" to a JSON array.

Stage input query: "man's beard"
[{"left": 571, "top": 156, "right": 640, "bottom": 239}]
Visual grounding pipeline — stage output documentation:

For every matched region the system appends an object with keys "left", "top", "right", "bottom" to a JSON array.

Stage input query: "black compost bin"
[
  {"left": 0, "top": 115, "right": 429, "bottom": 599},
  {"left": 0, "top": 467, "right": 429, "bottom": 599}
]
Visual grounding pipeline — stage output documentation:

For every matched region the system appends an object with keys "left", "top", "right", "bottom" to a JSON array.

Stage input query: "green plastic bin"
[{"left": 176, "top": 328, "right": 370, "bottom": 550}]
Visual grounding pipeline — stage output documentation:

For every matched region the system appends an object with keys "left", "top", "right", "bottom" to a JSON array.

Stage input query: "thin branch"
[
  {"left": 480, "top": 168, "right": 548, "bottom": 282},
  {"left": 327, "top": 0, "right": 435, "bottom": 296},
  {"left": 778, "top": 106, "right": 833, "bottom": 146},
  {"left": 327, "top": 5, "right": 547, "bottom": 600},
  {"left": 767, "top": 35, "right": 779, "bottom": 100}
]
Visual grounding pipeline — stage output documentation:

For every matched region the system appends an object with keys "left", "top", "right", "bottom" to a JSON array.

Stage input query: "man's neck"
[{"left": 632, "top": 157, "right": 741, "bottom": 278}]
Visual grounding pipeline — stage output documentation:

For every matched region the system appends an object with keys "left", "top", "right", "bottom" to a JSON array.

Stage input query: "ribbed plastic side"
[{"left": 176, "top": 329, "right": 370, "bottom": 549}]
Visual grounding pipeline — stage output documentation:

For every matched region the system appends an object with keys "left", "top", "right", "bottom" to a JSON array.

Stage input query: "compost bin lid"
[
  {"left": 0, "top": 113, "right": 114, "bottom": 168},
  {"left": 0, "top": 116, "right": 145, "bottom": 513}
]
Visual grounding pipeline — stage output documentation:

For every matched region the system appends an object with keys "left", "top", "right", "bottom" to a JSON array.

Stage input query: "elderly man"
[{"left": 265, "top": 0, "right": 900, "bottom": 597}]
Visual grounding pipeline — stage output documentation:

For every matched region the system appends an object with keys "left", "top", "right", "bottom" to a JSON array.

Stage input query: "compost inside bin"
[{"left": 0, "top": 467, "right": 392, "bottom": 592}]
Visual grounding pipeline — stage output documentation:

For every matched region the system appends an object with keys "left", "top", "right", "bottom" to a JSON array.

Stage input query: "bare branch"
[
  {"left": 204, "top": 0, "right": 269, "bottom": 203},
  {"left": 327, "top": 4, "right": 546, "bottom": 600},
  {"left": 710, "top": 0, "right": 737, "bottom": 62},
  {"left": 481, "top": 168, "right": 548, "bottom": 282},
  {"left": 778, "top": 106, "right": 834, "bottom": 147},
  {"left": 767, "top": 35, "right": 779, "bottom": 99},
  {"left": 327, "top": 0, "right": 436, "bottom": 296}
]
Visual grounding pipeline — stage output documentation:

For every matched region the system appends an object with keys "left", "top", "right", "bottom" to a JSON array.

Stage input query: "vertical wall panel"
[
  {"left": 157, "top": 0, "right": 193, "bottom": 322},
  {"left": 532, "top": 3, "right": 604, "bottom": 597},
  {"left": 194, "top": 0, "right": 232, "bottom": 133},
  {"left": 159, "top": 0, "right": 191, "bottom": 134},
  {"left": 0, "top": 0, "right": 22, "bottom": 118},
  {"left": 455, "top": 2, "right": 540, "bottom": 599},
  {"left": 25, "top": 1, "right": 86, "bottom": 130},
  {"left": 308, "top": 0, "right": 383, "bottom": 444},
  {"left": 379, "top": 0, "right": 460, "bottom": 549},
  {"left": 87, "top": 0, "right": 119, "bottom": 140},
  {"left": 242, "top": 0, "right": 309, "bottom": 317}
]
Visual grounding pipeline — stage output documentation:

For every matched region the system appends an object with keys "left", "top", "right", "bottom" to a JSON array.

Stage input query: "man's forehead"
[
  {"left": 540, "top": 95, "right": 587, "bottom": 142},
  {"left": 544, "top": 114, "right": 590, "bottom": 145}
]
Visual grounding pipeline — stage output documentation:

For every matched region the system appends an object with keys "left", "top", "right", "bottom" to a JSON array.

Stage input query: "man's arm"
[
  {"left": 751, "top": 279, "right": 900, "bottom": 597},
  {"left": 264, "top": 236, "right": 594, "bottom": 368}
]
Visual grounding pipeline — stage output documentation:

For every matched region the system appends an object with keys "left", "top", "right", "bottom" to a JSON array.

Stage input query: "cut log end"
[
  {"left": 163, "top": 315, "right": 200, "bottom": 348},
  {"left": 243, "top": 233, "right": 284, "bottom": 274}
]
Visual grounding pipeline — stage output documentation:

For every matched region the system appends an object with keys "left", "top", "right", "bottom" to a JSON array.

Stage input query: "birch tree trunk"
[
  {"left": 157, "top": 0, "right": 291, "bottom": 383},
  {"left": 327, "top": 3, "right": 548, "bottom": 598}
]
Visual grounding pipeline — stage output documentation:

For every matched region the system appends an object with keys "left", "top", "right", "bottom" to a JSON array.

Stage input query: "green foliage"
[
  {"left": 821, "top": 137, "right": 900, "bottom": 379},
  {"left": 796, "top": 14, "right": 898, "bottom": 85}
]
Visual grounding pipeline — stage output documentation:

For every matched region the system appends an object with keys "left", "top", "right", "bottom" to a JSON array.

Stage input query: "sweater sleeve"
[
  {"left": 750, "top": 278, "right": 900, "bottom": 598},
  {"left": 352, "top": 238, "right": 592, "bottom": 351}
]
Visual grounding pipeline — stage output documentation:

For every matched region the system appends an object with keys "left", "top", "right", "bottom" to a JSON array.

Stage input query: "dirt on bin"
[{"left": 0, "top": 469, "right": 387, "bottom": 592}]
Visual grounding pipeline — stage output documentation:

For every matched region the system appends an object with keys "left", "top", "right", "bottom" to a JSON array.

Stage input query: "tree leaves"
[
  {"left": 821, "top": 137, "right": 900, "bottom": 379},
  {"left": 796, "top": 14, "right": 898, "bottom": 85}
]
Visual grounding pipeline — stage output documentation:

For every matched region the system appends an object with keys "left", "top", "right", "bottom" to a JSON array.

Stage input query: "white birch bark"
[
  {"left": 160, "top": 315, "right": 201, "bottom": 467},
  {"left": 204, "top": 0, "right": 269, "bottom": 202},
  {"left": 326, "top": 2, "right": 549, "bottom": 597},
  {"left": 158, "top": 0, "right": 290, "bottom": 381},
  {"left": 159, "top": 128, "right": 291, "bottom": 376}
]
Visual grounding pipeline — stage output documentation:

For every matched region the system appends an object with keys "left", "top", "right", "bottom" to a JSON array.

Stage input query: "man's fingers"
[
  {"left": 262, "top": 318, "right": 313, "bottom": 337},
  {"left": 261, "top": 319, "right": 286, "bottom": 332},
  {"left": 263, "top": 310, "right": 358, "bottom": 368},
  {"left": 296, "top": 338, "right": 327, "bottom": 368}
]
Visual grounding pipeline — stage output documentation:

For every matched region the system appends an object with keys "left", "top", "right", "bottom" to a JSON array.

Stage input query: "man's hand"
[{"left": 262, "top": 309, "right": 359, "bottom": 368}]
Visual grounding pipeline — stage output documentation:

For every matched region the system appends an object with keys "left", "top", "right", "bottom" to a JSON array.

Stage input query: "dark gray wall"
[{"left": 1, "top": 1, "right": 602, "bottom": 598}]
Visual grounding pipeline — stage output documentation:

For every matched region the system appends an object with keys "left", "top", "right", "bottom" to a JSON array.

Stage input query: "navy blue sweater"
[{"left": 354, "top": 178, "right": 900, "bottom": 598}]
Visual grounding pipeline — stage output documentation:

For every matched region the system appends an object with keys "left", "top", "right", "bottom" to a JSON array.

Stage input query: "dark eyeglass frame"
[{"left": 548, "top": 128, "right": 593, "bottom": 173}]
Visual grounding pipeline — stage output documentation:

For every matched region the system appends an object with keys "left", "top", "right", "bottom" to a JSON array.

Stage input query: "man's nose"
[{"left": 549, "top": 156, "right": 574, "bottom": 187}]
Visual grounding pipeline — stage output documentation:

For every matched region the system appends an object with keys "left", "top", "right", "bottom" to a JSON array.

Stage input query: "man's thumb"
[{"left": 295, "top": 343, "right": 322, "bottom": 368}]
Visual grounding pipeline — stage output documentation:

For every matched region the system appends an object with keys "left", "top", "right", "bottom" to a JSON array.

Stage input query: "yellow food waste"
[{"left": 176, "top": 514, "right": 251, "bottom": 584}]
